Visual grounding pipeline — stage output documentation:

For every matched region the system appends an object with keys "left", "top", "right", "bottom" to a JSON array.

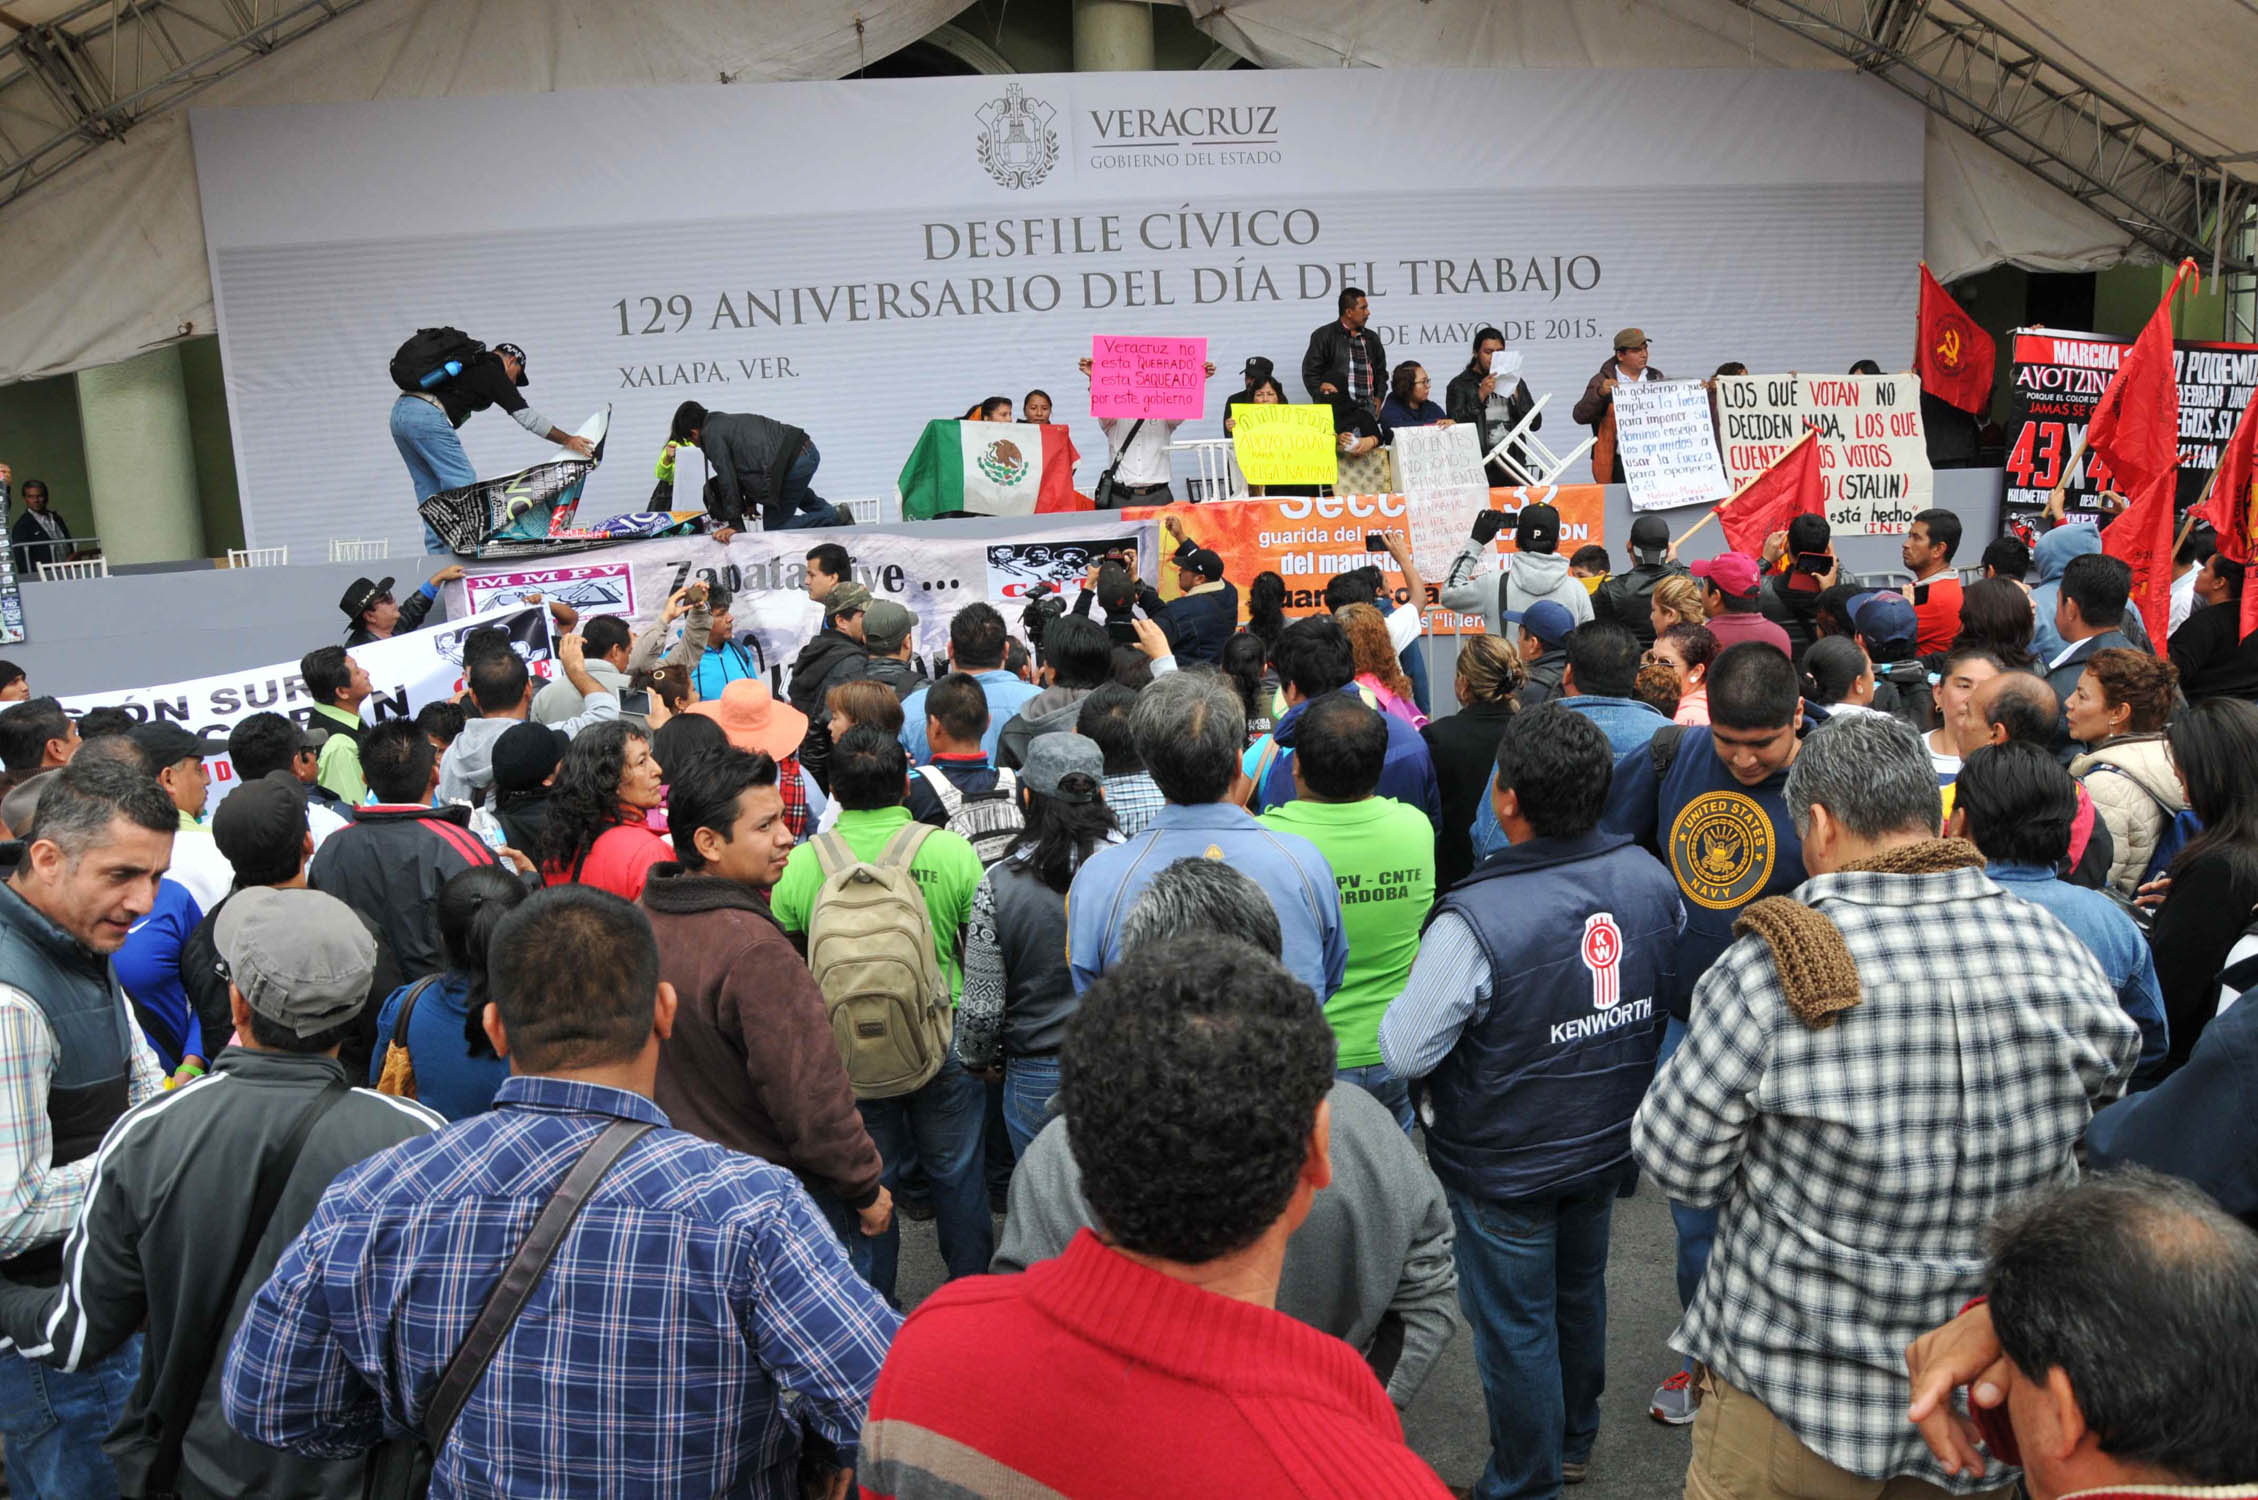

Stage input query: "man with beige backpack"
[{"left": 768, "top": 723, "right": 990, "bottom": 1307}]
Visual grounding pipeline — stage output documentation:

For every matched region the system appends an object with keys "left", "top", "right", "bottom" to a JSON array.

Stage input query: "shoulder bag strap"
[
  {"left": 812, "top": 831, "right": 856, "bottom": 881},
  {"left": 878, "top": 821, "right": 936, "bottom": 870},
  {"left": 1100, "top": 419, "right": 1147, "bottom": 485},
  {"left": 422, "top": 1120, "right": 654, "bottom": 1452},
  {"left": 146, "top": 1079, "right": 354, "bottom": 1494},
  {"left": 914, "top": 764, "right": 962, "bottom": 816},
  {"left": 392, "top": 975, "right": 443, "bottom": 1051}
]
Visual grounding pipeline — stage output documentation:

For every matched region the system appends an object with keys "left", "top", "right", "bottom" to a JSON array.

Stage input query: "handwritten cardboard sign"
[
  {"left": 1393, "top": 424, "right": 1492, "bottom": 577},
  {"left": 1232, "top": 403, "right": 1339, "bottom": 486},
  {"left": 1714, "top": 373, "right": 1933, "bottom": 534},
  {"left": 1089, "top": 335, "right": 1208, "bottom": 421},
  {"left": 1614, "top": 379, "right": 1730, "bottom": 512}
]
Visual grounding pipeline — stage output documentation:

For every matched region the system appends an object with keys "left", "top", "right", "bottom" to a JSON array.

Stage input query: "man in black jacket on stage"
[
  {"left": 1302, "top": 288, "right": 1387, "bottom": 413},
  {"left": 669, "top": 402, "right": 849, "bottom": 536}
]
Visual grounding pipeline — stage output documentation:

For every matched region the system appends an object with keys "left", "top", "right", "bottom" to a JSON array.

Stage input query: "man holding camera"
[{"left": 1441, "top": 503, "right": 1595, "bottom": 640}]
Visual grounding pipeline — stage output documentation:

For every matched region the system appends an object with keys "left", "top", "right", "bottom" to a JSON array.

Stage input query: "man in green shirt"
[
  {"left": 299, "top": 645, "right": 373, "bottom": 806},
  {"left": 768, "top": 723, "right": 991, "bottom": 1304},
  {"left": 1259, "top": 693, "right": 1434, "bottom": 1134}
]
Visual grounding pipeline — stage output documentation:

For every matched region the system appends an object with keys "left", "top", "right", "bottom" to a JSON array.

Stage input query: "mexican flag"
[{"left": 898, "top": 420, "right": 1085, "bottom": 518}]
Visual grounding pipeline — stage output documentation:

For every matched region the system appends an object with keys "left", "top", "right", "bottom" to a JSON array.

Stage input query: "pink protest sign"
[{"left": 1089, "top": 336, "right": 1208, "bottom": 421}]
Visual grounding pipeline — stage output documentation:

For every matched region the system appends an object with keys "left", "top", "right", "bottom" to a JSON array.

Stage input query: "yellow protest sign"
[{"left": 1232, "top": 403, "right": 1339, "bottom": 486}]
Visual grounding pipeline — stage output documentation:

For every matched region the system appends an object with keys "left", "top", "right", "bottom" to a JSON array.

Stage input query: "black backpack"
[{"left": 390, "top": 328, "right": 486, "bottom": 394}]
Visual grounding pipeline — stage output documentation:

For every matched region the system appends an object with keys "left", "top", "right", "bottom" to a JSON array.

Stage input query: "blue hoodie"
[
  {"left": 2030, "top": 525, "right": 2152, "bottom": 660},
  {"left": 1247, "top": 685, "right": 1443, "bottom": 831}
]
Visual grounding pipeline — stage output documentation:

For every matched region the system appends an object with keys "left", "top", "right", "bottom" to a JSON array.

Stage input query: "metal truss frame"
[
  {"left": 0, "top": 0, "right": 366, "bottom": 214},
  {"left": 1729, "top": 0, "right": 2257, "bottom": 336}
]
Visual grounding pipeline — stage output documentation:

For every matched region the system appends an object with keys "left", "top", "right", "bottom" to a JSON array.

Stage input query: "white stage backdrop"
[{"left": 191, "top": 68, "right": 1923, "bottom": 557}]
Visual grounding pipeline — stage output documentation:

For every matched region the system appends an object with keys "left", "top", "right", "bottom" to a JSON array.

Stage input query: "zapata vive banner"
[
  {"left": 57, "top": 603, "right": 554, "bottom": 808},
  {"left": 417, "top": 407, "right": 705, "bottom": 559}
]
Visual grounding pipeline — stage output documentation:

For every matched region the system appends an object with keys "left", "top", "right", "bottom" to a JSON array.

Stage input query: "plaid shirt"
[
  {"left": 0, "top": 987, "right": 164, "bottom": 1264},
  {"left": 221, "top": 1076, "right": 899, "bottom": 1499},
  {"left": 1102, "top": 772, "right": 1166, "bottom": 838},
  {"left": 1633, "top": 864, "right": 2138, "bottom": 1492},
  {"left": 778, "top": 753, "right": 810, "bottom": 841}
]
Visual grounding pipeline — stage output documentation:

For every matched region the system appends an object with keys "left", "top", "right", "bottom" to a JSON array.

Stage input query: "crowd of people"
[{"left": 0, "top": 460, "right": 2253, "bottom": 1500}]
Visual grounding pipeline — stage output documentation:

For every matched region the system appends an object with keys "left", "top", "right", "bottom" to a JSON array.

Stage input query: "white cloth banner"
[
  {"left": 442, "top": 520, "right": 1153, "bottom": 696},
  {"left": 1393, "top": 425, "right": 1492, "bottom": 578},
  {"left": 1614, "top": 379, "right": 1730, "bottom": 512},
  {"left": 1714, "top": 373, "right": 1934, "bottom": 534},
  {"left": 58, "top": 603, "right": 554, "bottom": 806},
  {"left": 191, "top": 67, "right": 1921, "bottom": 558}
]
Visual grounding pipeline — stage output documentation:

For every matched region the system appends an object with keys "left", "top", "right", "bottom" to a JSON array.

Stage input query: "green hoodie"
[{"left": 1259, "top": 797, "right": 1435, "bottom": 1066}]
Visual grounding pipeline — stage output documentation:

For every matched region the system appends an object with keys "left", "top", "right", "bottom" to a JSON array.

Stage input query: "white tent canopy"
[{"left": 2, "top": 0, "right": 2252, "bottom": 386}]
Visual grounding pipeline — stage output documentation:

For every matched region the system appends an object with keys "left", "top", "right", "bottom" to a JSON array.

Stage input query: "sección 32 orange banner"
[{"left": 1127, "top": 486, "right": 1608, "bottom": 634}]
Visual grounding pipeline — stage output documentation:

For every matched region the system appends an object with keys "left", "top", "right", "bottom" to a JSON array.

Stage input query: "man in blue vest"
[
  {"left": 1599, "top": 640, "right": 1809, "bottom": 1427},
  {"left": 1381, "top": 705, "right": 1681, "bottom": 1499},
  {"left": 0, "top": 756, "right": 177, "bottom": 1499}
]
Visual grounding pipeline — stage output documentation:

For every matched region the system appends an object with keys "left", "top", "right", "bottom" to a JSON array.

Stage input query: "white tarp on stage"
[{"left": 193, "top": 66, "right": 1924, "bottom": 559}]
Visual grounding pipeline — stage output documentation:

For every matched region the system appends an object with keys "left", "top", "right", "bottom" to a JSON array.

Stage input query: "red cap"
[{"left": 1690, "top": 551, "right": 1762, "bottom": 598}]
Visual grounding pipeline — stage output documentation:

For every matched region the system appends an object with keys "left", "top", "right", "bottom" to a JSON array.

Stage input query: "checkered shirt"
[
  {"left": 221, "top": 1076, "right": 899, "bottom": 1497},
  {"left": 1102, "top": 772, "right": 1167, "bottom": 838},
  {"left": 1633, "top": 864, "right": 2139, "bottom": 1491}
]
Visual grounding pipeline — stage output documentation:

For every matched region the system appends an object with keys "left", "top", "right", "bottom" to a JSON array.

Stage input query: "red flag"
[
  {"left": 2194, "top": 384, "right": 2258, "bottom": 640},
  {"left": 2085, "top": 260, "right": 2197, "bottom": 501},
  {"left": 2102, "top": 468, "right": 2179, "bottom": 654},
  {"left": 1915, "top": 264, "right": 1995, "bottom": 415},
  {"left": 1717, "top": 429, "right": 1824, "bottom": 556}
]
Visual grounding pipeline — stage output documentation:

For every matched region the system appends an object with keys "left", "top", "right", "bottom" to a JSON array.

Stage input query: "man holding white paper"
[{"left": 1445, "top": 328, "right": 1539, "bottom": 485}]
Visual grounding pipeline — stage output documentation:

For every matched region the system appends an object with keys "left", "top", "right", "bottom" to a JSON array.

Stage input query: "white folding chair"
[
  {"left": 227, "top": 546, "right": 289, "bottom": 569},
  {"left": 37, "top": 557, "right": 107, "bottom": 581},
  {"left": 1481, "top": 394, "right": 1596, "bottom": 489},
  {"left": 841, "top": 498, "right": 888, "bottom": 526},
  {"left": 1167, "top": 439, "right": 1246, "bottom": 502},
  {"left": 328, "top": 538, "right": 391, "bottom": 563}
]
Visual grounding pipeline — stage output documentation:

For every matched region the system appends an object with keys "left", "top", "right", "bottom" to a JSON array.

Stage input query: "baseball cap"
[
  {"left": 1787, "top": 513, "right": 1832, "bottom": 555},
  {"left": 212, "top": 772, "right": 310, "bottom": 882},
  {"left": 1629, "top": 514, "right": 1671, "bottom": 558},
  {"left": 1513, "top": 503, "right": 1561, "bottom": 554},
  {"left": 1613, "top": 327, "right": 1649, "bottom": 352},
  {"left": 338, "top": 576, "right": 394, "bottom": 620},
  {"left": 494, "top": 342, "right": 530, "bottom": 386},
  {"left": 1507, "top": 600, "right": 1575, "bottom": 650},
  {"left": 1178, "top": 546, "right": 1225, "bottom": 582},
  {"left": 1241, "top": 356, "right": 1274, "bottom": 380},
  {"left": 129, "top": 722, "right": 227, "bottom": 767},
  {"left": 862, "top": 599, "right": 917, "bottom": 655},
  {"left": 1853, "top": 591, "right": 1918, "bottom": 652},
  {"left": 1020, "top": 732, "right": 1104, "bottom": 803},
  {"left": 215, "top": 886, "right": 378, "bottom": 1039},
  {"left": 1690, "top": 552, "right": 1762, "bottom": 599},
  {"left": 491, "top": 721, "right": 568, "bottom": 794},
  {"left": 825, "top": 580, "right": 873, "bottom": 619}
]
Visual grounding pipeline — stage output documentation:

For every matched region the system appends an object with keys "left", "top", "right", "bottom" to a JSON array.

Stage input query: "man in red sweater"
[
  {"left": 860, "top": 941, "right": 1452, "bottom": 1500},
  {"left": 1903, "top": 507, "right": 1966, "bottom": 654}
]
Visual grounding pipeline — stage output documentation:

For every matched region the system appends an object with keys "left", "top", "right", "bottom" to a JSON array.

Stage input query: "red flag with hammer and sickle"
[{"left": 1914, "top": 264, "right": 1995, "bottom": 415}]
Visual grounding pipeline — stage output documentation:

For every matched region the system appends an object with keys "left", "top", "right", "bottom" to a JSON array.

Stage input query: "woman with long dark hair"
[
  {"left": 1421, "top": 633, "right": 1524, "bottom": 889},
  {"left": 1245, "top": 570, "right": 1289, "bottom": 651},
  {"left": 369, "top": 865, "right": 528, "bottom": 1120},
  {"left": 1221, "top": 631, "right": 1277, "bottom": 745},
  {"left": 956, "top": 734, "right": 1119, "bottom": 1156},
  {"left": 2146, "top": 699, "right": 2258, "bottom": 1073},
  {"left": 1949, "top": 577, "right": 2038, "bottom": 672},
  {"left": 541, "top": 720, "right": 670, "bottom": 899}
]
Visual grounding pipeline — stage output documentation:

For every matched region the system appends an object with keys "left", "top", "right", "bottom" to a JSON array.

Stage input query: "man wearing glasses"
[{"left": 1571, "top": 328, "right": 1667, "bottom": 484}]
